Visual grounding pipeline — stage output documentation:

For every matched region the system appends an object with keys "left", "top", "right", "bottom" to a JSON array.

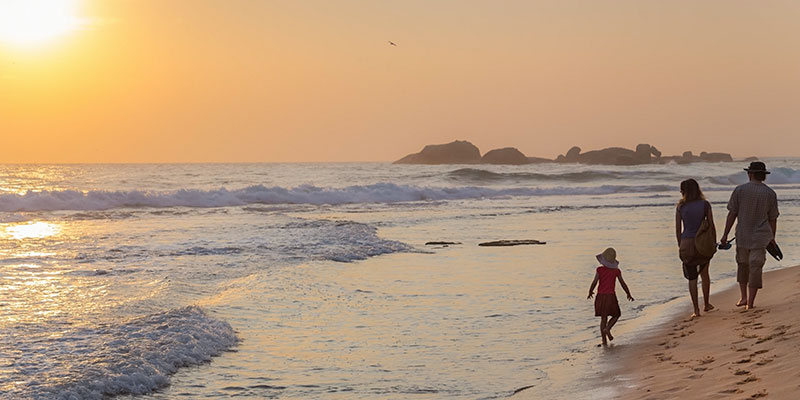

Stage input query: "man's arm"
[
  {"left": 769, "top": 219, "right": 777, "bottom": 244},
  {"left": 721, "top": 211, "right": 737, "bottom": 244}
]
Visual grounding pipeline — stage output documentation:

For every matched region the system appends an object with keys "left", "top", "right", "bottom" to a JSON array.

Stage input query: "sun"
[{"left": 0, "top": 0, "right": 85, "bottom": 49}]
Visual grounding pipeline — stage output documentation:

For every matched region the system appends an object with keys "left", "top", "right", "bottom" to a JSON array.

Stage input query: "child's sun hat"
[{"left": 596, "top": 247, "right": 619, "bottom": 268}]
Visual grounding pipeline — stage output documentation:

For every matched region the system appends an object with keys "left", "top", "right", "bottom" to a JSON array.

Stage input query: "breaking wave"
[
  {"left": 0, "top": 183, "right": 675, "bottom": 212},
  {"left": 2, "top": 306, "right": 237, "bottom": 400},
  {"left": 708, "top": 167, "right": 800, "bottom": 186}
]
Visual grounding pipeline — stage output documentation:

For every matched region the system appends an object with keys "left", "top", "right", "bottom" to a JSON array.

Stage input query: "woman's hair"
[{"left": 678, "top": 178, "right": 705, "bottom": 207}]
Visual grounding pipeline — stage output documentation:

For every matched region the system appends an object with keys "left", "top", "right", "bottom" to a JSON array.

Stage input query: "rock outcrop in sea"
[
  {"left": 394, "top": 140, "right": 739, "bottom": 165},
  {"left": 481, "top": 147, "right": 529, "bottom": 165},
  {"left": 394, "top": 140, "right": 482, "bottom": 164}
]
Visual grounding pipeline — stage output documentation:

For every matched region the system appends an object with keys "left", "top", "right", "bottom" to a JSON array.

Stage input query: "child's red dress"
[{"left": 594, "top": 266, "right": 621, "bottom": 317}]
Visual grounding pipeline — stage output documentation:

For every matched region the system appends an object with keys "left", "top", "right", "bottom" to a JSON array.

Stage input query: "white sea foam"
[
  {"left": 708, "top": 167, "right": 800, "bottom": 186},
  {"left": 0, "top": 183, "right": 676, "bottom": 212},
  {"left": 0, "top": 306, "right": 236, "bottom": 400}
]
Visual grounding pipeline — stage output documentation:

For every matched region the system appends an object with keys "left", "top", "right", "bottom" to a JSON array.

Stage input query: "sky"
[{"left": 1, "top": 0, "right": 799, "bottom": 163}]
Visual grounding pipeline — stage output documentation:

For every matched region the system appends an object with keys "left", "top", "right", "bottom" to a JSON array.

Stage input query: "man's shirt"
[{"left": 727, "top": 181, "right": 779, "bottom": 249}]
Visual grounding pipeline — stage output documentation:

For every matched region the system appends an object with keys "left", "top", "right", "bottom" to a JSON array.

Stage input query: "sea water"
[{"left": 1, "top": 161, "right": 798, "bottom": 399}]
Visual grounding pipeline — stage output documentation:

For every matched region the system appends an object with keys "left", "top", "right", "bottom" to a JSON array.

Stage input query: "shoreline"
[{"left": 608, "top": 264, "right": 800, "bottom": 399}]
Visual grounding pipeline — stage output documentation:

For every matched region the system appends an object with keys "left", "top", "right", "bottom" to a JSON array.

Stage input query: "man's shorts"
[{"left": 736, "top": 247, "right": 767, "bottom": 289}]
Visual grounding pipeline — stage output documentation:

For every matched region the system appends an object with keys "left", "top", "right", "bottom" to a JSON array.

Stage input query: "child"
[{"left": 587, "top": 247, "right": 634, "bottom": 346}]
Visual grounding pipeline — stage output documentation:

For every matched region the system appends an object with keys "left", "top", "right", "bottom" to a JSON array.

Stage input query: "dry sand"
[{"left": 611, "top": 264, "right": 800, "bottom": 399}]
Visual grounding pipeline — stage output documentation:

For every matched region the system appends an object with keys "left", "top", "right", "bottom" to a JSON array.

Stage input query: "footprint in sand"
[
  {"left": 755, "top": 327, "right": 789, "bottom": 344},
  {"left": 755, "top": 358, "right": 774, "bottom": 366},
  {"left": 734, "top": 358, "right": 752, "bottom": 364},
  {"left": 693, "top": 367, "right": 707, "bottom": 372},
  {"left": 750, "top": 349, "right": 769, "bottom": 357},
  {"left": 718, "top": 388, "right": 743, "bottom": 394},
  {"left": 741, "top": 333, "right": 759, "bottom": 339},
  {"left": 737, "top": 376, "right": 759, "bottom": 385},
  {"left": 698, "top": 356, "right": 715, "bottom": 365},
  {"left": 734, "top": 369, "right": 750, "bottom": 376},
  {"left": 748, "top": 389, "right": 768, "bottom": 398}
]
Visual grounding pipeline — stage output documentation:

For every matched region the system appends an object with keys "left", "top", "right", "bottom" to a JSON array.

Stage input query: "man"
[{"left": 720, "top": 161, "right": 779, "bottom": 310}]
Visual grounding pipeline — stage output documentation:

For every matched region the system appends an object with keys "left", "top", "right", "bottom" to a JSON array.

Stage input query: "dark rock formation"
[
  {"left": 578, "top": 147, "right": 638, "bottom": 165},
  {"left": 478, "top": 239, "right": 546, "bottom": 246},
  {"left": 527, "top": 156, "right": 553, "bottom": 164},
  {"left": 554, "top": 144, "right": 661, "bottom": 165},
  {"left": 481, "top": 147, "right": 529, "bottom": 165},
  {"left": 394, "top": 140, "right": 482, "bottom": 164},
  {"left": 565, "top": 146, "right": 582, "bottom": 162},
  {"left": 425, "top": 241, "right": 462, "bottom": 245},
  {"left": 395, "top": 140, "right": 731, "bottom": 165},
  {"left": 699, "top": 152, "right": 734, "bottom": 162}
]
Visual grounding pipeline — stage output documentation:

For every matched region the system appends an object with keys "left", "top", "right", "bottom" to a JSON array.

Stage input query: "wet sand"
[{"left": 610, "top": 264, "right": 800, "bottom": 399}]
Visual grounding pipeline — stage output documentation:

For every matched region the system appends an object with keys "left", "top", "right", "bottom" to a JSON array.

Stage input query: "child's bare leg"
[
  {"left": 689, "top": 278, "right": 701, "bottom": 317},
  {"left": 600, "top": 316, "right": 608, "bottom": 345},
  {"left": 700, "top": 265, "right": 713, "bottom": 311},
  {"left": 606, "top": 316, "right": 619, "bottom": 341}
]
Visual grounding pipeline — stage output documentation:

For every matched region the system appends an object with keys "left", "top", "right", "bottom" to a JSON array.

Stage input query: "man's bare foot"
[
  {"left": 736, "top": 300, "right": 747, "bottom": 307},
  {"left": 704, "top": 304, "right": 715, "bottom": 312}
]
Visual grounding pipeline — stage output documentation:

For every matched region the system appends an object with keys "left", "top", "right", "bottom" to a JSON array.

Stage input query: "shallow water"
[{"left": 1, "top": 161, "right": 798, "bottom": 399}]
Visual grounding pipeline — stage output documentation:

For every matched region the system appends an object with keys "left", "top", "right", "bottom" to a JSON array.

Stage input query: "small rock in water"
[
  {"left": 478, "top": 240, "right": 545, "bottom": 247},
  {"left": 424, "top": 241, "right": 462, "bottom": 245}
]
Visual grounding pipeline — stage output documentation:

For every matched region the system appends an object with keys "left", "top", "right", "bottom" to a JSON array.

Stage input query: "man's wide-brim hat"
[
  {"left": 596, "top": 247, "right": 619, "bottom": 268},
  {"left": 744, "top": 161, "right": 770, "bottom": 174}
]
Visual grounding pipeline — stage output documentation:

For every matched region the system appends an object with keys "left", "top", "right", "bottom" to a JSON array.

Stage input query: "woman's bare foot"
[
  {"left": 745, "top": 304, "right": 755, "bottom": 310},
  {"left": 690, "top": 312, "right": 700, "bottom": 319},
  {"left": 736, "top": 300, "right": 747, "bottom": 307},
  {"left": 603, "top": 328, "right": 614, "bottom": 341},
  {"left": 704, "top": 304, "right": 715, "bottom": 312}
]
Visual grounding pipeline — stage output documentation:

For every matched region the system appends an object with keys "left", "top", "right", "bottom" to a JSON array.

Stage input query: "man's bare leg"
[
  {"left": 737, "top": 283, "right": 748, "bottom": 307},
  {"left": 747, "top": 287, "right": 759, "bottom": 310}
]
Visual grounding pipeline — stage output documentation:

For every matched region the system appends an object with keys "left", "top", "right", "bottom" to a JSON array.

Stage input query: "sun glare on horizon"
[{"left": 0, "top": 0, "right": 85, "bottom": 49}]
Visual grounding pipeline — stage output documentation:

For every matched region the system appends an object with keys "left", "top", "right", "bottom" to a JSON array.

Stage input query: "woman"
[{"left": 676, "top": 178, "right": 714, "bottom": 317}]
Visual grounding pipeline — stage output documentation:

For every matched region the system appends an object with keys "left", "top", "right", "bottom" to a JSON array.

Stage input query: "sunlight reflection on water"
[{"left": 3, "top": 221, "right": 61, "bottom": 240}]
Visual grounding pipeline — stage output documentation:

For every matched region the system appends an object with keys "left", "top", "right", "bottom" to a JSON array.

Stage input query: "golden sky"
[{"left": 1, "top": 0, "right": 799, "bottom": 163}]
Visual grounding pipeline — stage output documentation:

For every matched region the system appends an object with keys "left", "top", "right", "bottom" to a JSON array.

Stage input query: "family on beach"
[{"left": 588, "top": 161, "right": 780, "bottom": 346}]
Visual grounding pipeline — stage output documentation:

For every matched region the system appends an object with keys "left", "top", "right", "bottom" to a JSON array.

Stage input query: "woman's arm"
[
  {"left": 618, "top": 272, "right": 634, "bottom": 301},
  {"left": 675, "top": 207, "right": 682, "bottom": 245},
  {"left": 706, "top": 201, "right": 714, "bottom": 226},
  {"left": 588, "top": 272, "right": 599, "bottom": 299}
]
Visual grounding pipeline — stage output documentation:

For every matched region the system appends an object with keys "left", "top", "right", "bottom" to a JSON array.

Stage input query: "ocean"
[{"left": 1, "top": 161, "right": 798, "bottom": 399}]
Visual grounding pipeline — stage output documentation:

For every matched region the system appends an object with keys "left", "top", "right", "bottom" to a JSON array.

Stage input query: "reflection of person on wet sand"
[
  {"left": 588, "top": 248, "right": 634, "bottom": 346},
  {"left": 675, "top": 178, "right": 715, "bottom": 318}
]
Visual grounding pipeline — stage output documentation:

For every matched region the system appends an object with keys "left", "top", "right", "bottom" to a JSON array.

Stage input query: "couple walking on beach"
[
  {"left": 677, "top": 161, "right": 780, "bottom": 316},
  {"left": 588, "top": 161, "right": 779, "bottom": 346}
]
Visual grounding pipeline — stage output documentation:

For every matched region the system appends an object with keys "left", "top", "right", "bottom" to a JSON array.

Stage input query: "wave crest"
[
  {"left": 4, "top": 306, "right": 237, "bottom": 399},
  {"left": 0, "top": 183, "right": 675, "bottom": 212}
]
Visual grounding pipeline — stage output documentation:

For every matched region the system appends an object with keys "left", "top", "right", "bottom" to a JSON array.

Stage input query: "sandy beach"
[{"left": 609, "top": 264, "right": 800, "bottom": 399}]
